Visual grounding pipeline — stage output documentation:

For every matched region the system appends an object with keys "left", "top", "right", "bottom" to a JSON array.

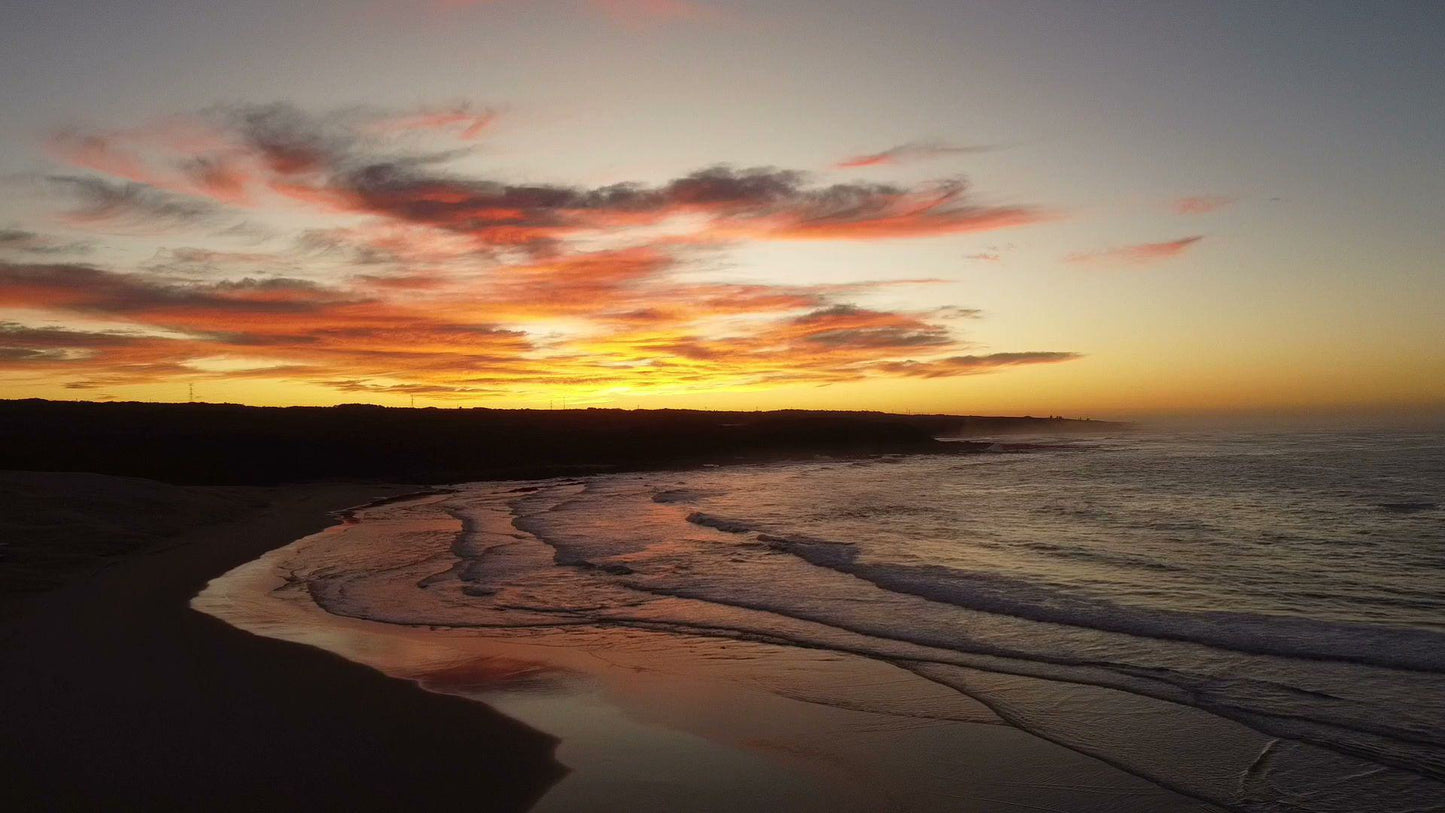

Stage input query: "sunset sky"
[{"left": 1, "top": 1, "right": 1441, "bottom": 417}]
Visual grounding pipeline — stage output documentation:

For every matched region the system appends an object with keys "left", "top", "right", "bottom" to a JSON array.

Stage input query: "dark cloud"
[
  {"left": 0, "top": 321, "right": 190, "bottom": 376},
  {"left": 0, "top": 321, "right": 148, "bottom": 348},
  {"left": 179, "top": 156, "right": 250, "bottom": 202},
  {"left": 0, "top": 347, "right": 66, "bottom": 363},
  {"left": 0, "top": 228, "right": 91, "bottom": 256},
  {"left": 319, "top": 379, "right": 505, "bottom": 396},
  {"left": 0, "top": 261, "right": 357, "bottom": 315},
  {"left": 663, "top": 166, "right": 810, "bottom": 208},
  {"left": 146, "top": 105, "right": 1044, "bottom": 246},
  {"left": 141, "top": 247, "right": 299, "bottom": 278},
  {"left": 44, "top": 105, "right": 1047, "bottom": 260},
  {"left": 316, "top": 161, "right": 1041, "bottom": 247},
  {"left": 804, "top": 327, "right": 952, "bottom": 349},
  {"left": 790, "top": 304, "right": 873, "bottom": 324},
  {"left": 293, "top": 229, "right": 395, "bottom": 265},
  {"left": 48, "top": 176, "right": 219, "bottom": 229},
  {"left": 789, "top": 305, "right": 952, "bottom": 348},
  {"left": 219, "top": 102, "right": 356, "bottom": 176}
]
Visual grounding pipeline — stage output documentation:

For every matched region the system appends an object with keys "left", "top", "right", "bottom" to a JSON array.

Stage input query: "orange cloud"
[
  {"left": 1172, "top": 195, "right": 1235, "bottom": 215},
  {"left": 0, "top": 253, "right": 1075, "bottom": 397},
  {"left": 10, "top": 103, "right": 1079, "bottom": 400},
  {"left": 872, "top": 352, "right": 1082, "bottom": 378},
  {"left": 1066, "top": 235, "right": 1204, "bottom": 266}
]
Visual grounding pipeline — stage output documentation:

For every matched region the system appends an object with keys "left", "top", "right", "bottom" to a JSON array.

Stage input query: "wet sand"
[{"left": 0, "top": 476, "right": 564, "bottom": 811}]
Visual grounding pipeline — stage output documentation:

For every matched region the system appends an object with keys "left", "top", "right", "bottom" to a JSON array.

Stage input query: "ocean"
[{"left": 196, "top": 426, "right": 1445, "bottom": 812}]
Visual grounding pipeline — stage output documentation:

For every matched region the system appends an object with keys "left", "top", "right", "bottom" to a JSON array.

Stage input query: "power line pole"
[{"left": 188, "top": 383, "right": 194, "bottom": 403}]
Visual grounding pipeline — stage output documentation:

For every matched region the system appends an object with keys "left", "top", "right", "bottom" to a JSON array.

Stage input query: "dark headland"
[
  {"left": 0, "top": 398, "right": 1120, "bottom": 811},
  {"left": 0, "top": 398, "right": 1118, "bottom": 485}
]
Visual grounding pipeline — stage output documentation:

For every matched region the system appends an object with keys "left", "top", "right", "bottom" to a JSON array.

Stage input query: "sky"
[{"left": 0, "top": 0, "right": 1441, "bottom": 418}]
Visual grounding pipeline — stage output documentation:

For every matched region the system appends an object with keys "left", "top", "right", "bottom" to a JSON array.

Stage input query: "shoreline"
[
  {"left": 195, "top": 476, "right": 1222, "bottom": 812},
  {"left": 0, "top": 478, "right": 565, "bottom": 811}
]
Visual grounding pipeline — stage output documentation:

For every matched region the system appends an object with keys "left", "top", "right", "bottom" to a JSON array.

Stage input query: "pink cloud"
[
  {"left": 86, "top": 110, "right": 1043, "bottom": 249},
  {"left": 366, "top": 104, "right": 499, "bottom": 140},
  {"left": 836, "top": 141, "right": 998, "bottom": 170},
  {"left": 1066, "top": 235, "right": 1204, "bottom": 266},
  {"left": 1172, "top": 195, "right": 1235, "bottom": 215}
]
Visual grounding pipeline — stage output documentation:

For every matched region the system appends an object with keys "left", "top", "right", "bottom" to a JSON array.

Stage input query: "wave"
[
  {"left": 1375, "top": 501, "right": 1437, "bottom": 512},
  {"left": 668, "top": 497, "right": 1445, "bottom": 673},
  {"left": 756, "top": 532, "right": 1445, "bottom": 672},
  {"left": 607, "top": 560, "right": 1445, "bottom": 783},
  {"left": 685, "top": 511, "right": 759, "bottom": 534},
  {"left": 253, "top": 433, "right": 1445, "bottom": 812},
  {"left": 654, "top": 488, "right": 721, "bottom": 504},
  {"left": 272, "top": 477, "right": 1445, "bottom": 808},
  {"left": 1011, "top": 537, "right": 1189, "bottom": 573}
]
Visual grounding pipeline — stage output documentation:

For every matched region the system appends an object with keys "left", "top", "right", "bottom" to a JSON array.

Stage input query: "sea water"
[{"left": 198, "top": 426, "right": 1445, "bottom": 811}]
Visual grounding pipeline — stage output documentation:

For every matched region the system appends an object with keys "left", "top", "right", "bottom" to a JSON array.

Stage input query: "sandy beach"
[{"left": 0, "top": 474, "right": 563, "bottom": 811}]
